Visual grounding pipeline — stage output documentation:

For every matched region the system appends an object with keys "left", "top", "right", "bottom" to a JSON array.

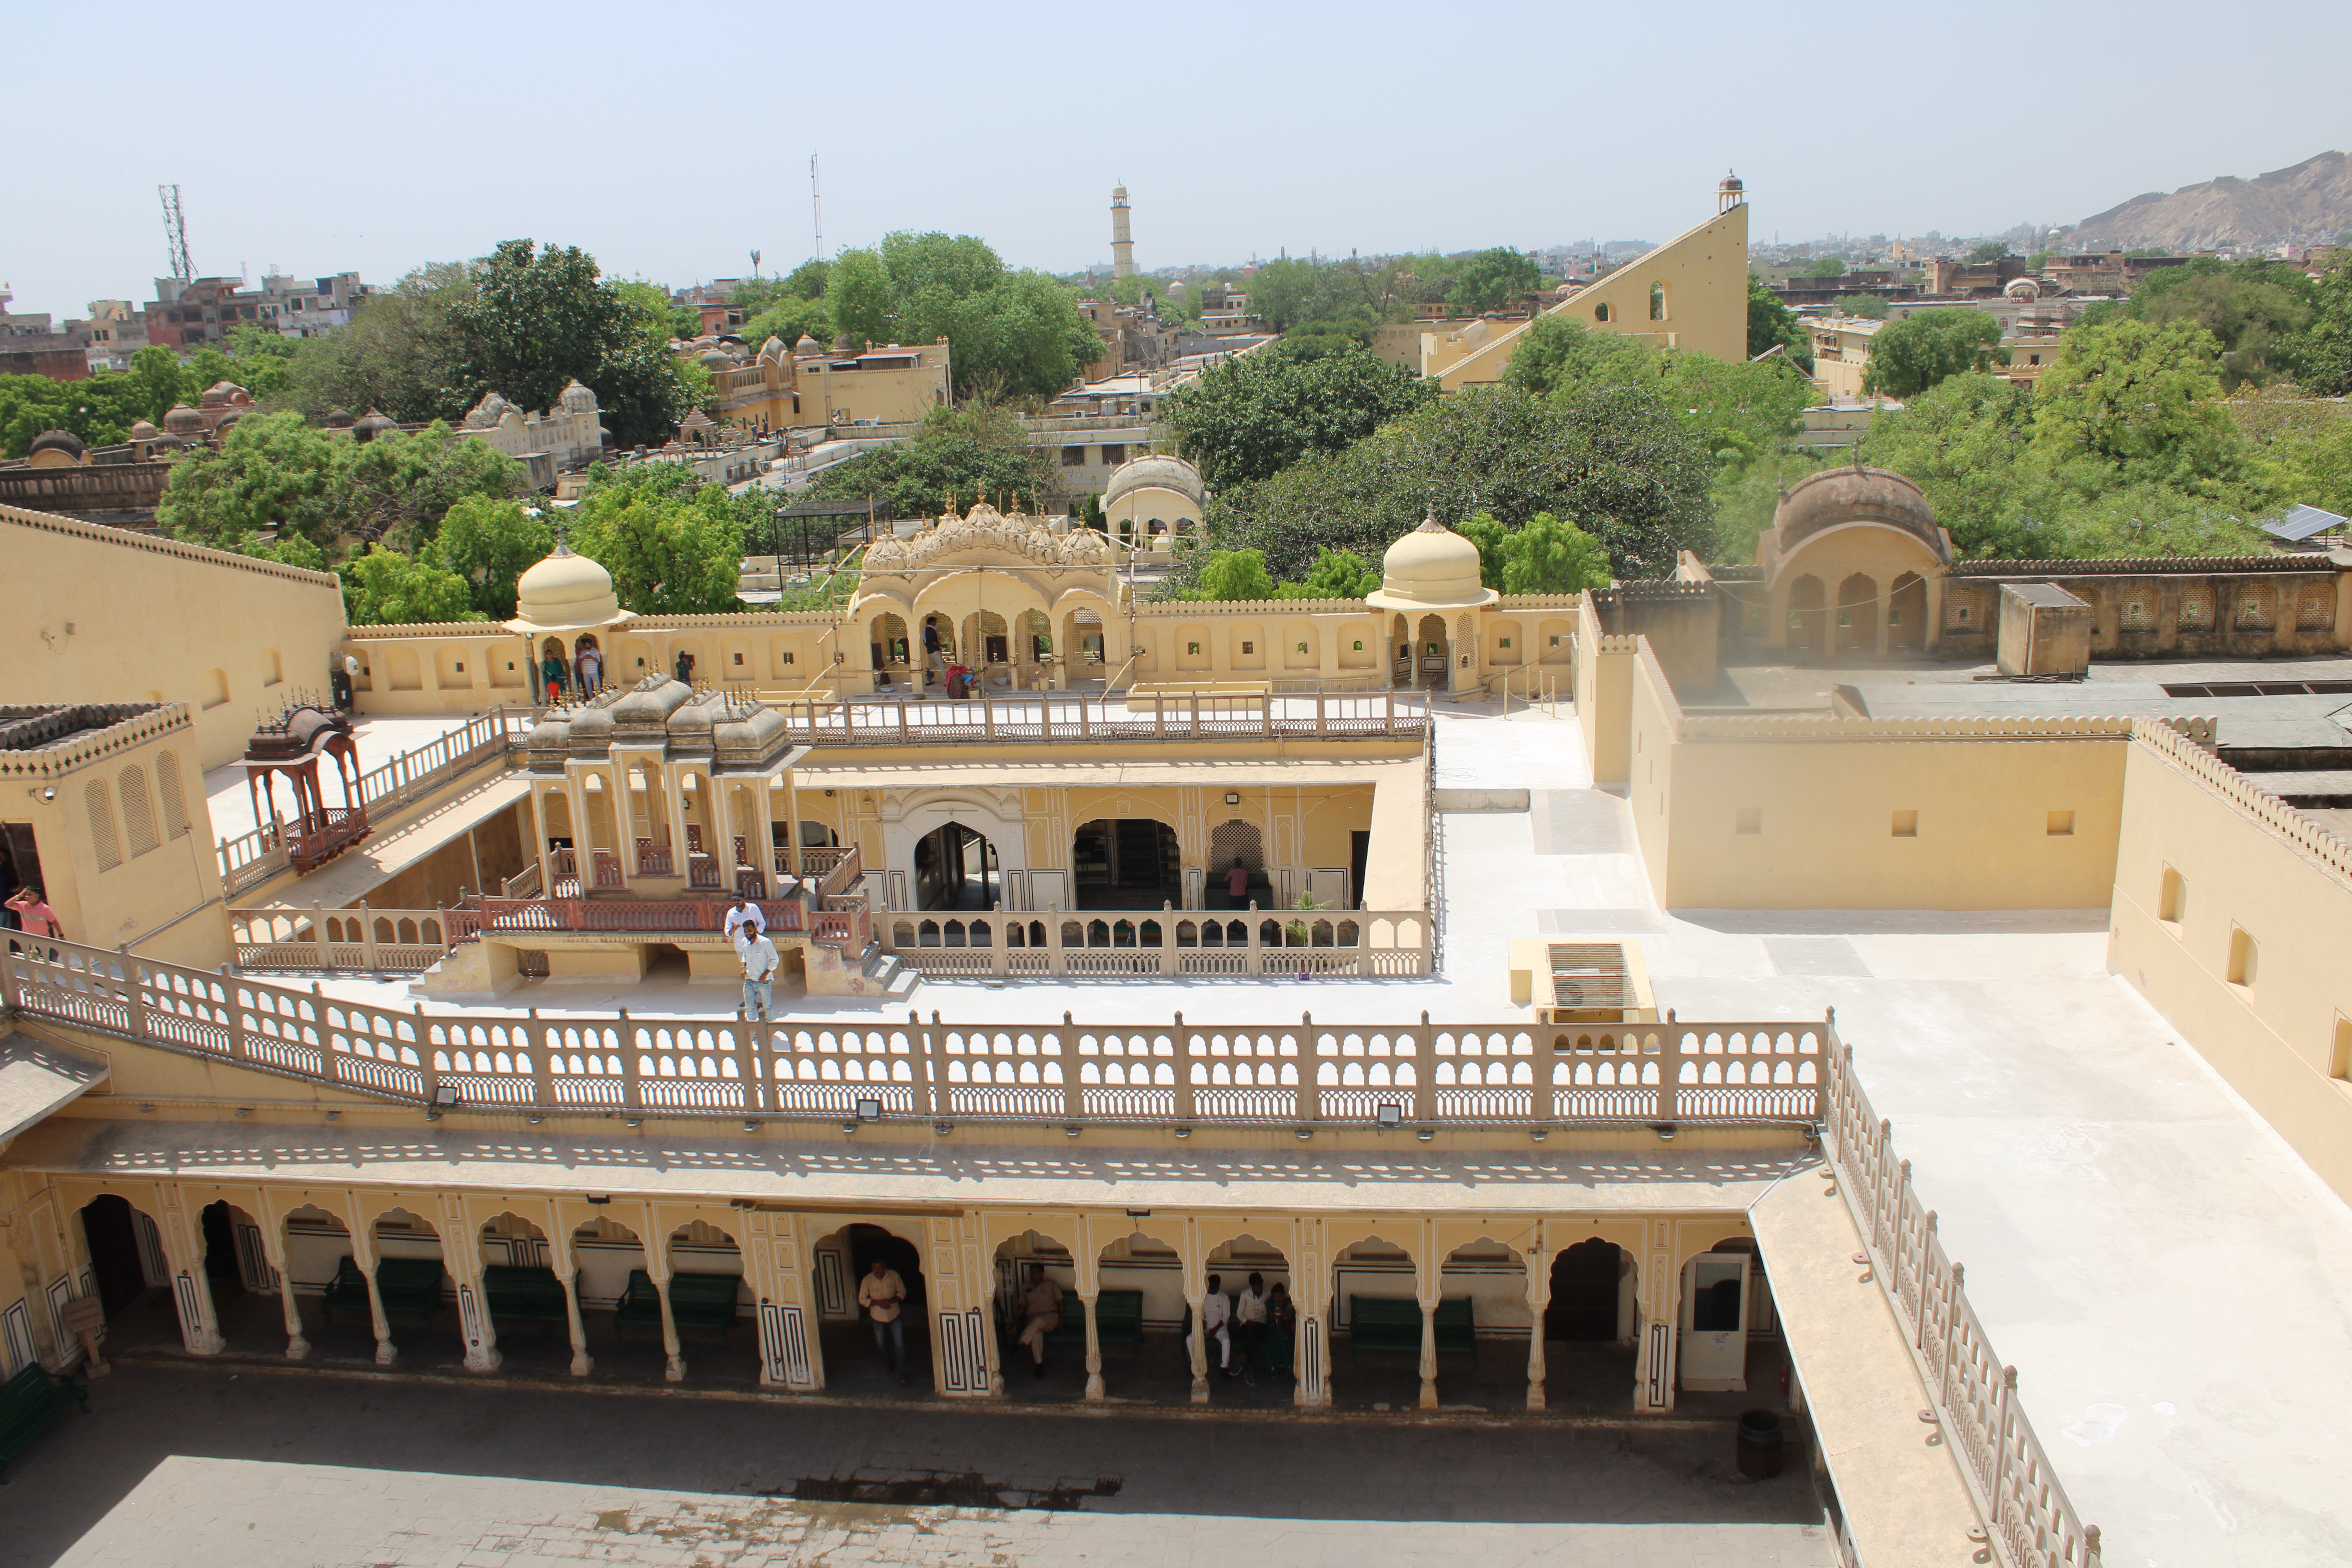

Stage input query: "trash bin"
[{"left": 1736, "top": 1408, "right": 1786, "bottom": 1478}]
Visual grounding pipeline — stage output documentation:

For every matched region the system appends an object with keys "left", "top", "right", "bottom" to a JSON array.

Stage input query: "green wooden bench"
[
  {"left": 483, "top": 1264, "right": 572, "bottom": 1326},
  {"left": 319, "top": 1257, "right": 371, "bottom": 1323},
  {"left": 613, "top": 1269, "right": 742, "bottom": 1340},
  {"left": 375, "top": 1258, "right": 448, "bottom": 1320},
  {"left": 319, "top": 1256, "right": 446, "bottom": 1323},
  {"left": 0, "top": 1361, "right": 87, "bottom": 1483},
  {"left": 1345, "top": 1295, "right": 1474, "bottom": 1365},
  {"left": 1042, "top": 1289, "right": 1144, "bottom": 1354}
]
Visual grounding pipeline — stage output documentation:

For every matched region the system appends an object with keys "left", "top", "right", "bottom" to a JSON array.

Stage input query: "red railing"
[{"left": 287, "top": 808, "right": 370, "bottom": 872}]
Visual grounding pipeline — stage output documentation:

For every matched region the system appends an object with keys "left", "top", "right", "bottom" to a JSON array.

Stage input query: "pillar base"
[
  {"left": 570, "top": 1351, "right": 594, "bottom": 1377},
  {"left": 665, "top": 1355, "right": 687, "bottom": 1383},
  {"left": 465, "top": 1347, "right": 503, "bottom": 1374},
  {"left": 1418, "top": 1377, "right": 1439, "bottom": 1410},
  {"left": 375, "top": 1340, "right": 399, "bottom": 1366},
  {"left": 1525, "top": 1385, "right": 1545, "bottom": 1411},
  {"left": 1084, "top": 1371, "right": 1104, "bottom": 1401},
  {"left": 1189, "top": 1374, "right": 1209, "bottom": 1404},
  {"left": 190, "top": 1330, "right": 228, "bottom": 1356},
  {"left": 284, "top": 1335, "right": 312, "bottom": 1362}
]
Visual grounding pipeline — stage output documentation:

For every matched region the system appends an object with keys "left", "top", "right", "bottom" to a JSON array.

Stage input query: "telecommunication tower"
[
  {"left": 158, "top": 183, "right": 194, "bottom": 282},
  {"left": 810, "top": 155, "right": 825, "bottom": 262}
]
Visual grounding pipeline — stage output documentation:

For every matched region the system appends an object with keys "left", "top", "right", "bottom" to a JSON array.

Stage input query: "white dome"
[
  {"left": 1365, "top": 517, "right": 1498, "bottom": 612},
  {"left": 1103, "top": 453, "right": 1205, "bottom": 508},
  {"left": 509, "top": 543, "right": 626, "bottom": 633}
]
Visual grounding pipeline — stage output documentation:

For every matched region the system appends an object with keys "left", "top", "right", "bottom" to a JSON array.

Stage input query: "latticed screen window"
[
  {"left": 2298, "top": 591, "right": 2336, "bottom": 631},
  {"left": 2235, "top": 591, "right": 2275, "bottom": 631},
  {"left": 85, "top": 781, "right": 122, "bottom": 871},
  {"left": 2120, "top": 599, "right": 2155, "bottom": 632},
  {"left": 2179, "top": 590, "right": 2214, "bottom": 631},
  {"left": 119, "top": 765, "right": 158, "bottom": 858}
]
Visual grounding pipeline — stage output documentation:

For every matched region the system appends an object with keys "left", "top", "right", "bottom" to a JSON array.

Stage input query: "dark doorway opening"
[
  {"left": 847, "top": 1223, "right": 927, "bottom": 1311},
  {"left": 200, "top": 1201, "right": 242, "bottom": 1292},
  {"left": 80, "top": 1195, "right": 148, "bottom": 1318},
  {"left": 1073, "top": 818, "right": 1179, "bottom": 908},
  {"left": 1546, "top": 1239, "right": 1621, "bottom": 1341},
  {"left": 1349, "top": 830, "right": 1371, "bottom": 910},
  {"left": 916, "top": 823, "right": 996, "bottom": 911}
]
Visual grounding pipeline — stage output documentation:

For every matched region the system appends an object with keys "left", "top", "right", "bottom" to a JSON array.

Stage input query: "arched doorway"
[
  {"left": 1203, "top": 1233, "right": 1294, "bottom": 1405},
  {"left": 814, "top": 1222, "right": 929, "bottom": 1395},
  {"left": 1546, "top": 1239, "right": 1622, "bottom": 1340},
  {"left": 993, "top": 1228, "right": 1080, "bottom": 1402},
  {"left": 1073, "top": 817, "right": 1179, "bottom": 909},
  {"left": 1414, "top": 614, "right": 1448, "bottom": 688},
  {"left": 80, "top": 1194, "right": 154, "bottom": 1319},
  {"left": 1836, "top": 573, "right": 1878, "bottom": 655},
  {"left": 1207, "top": 819, "right": 1265, "bottom": 909},
  {"left": 1541, "top": 1236, "right": 1636, "bottom": 1411},
  {"left": 1785, "top": 575, "right": 1826, "bottom": 654},
  {"left": 652, "top": 1219, "right": 751, "bottom": 1386},
  {"left": 1888, "top": 572, "right": 1927, "bottom": 651},
  {"left": 869, "top": 613, "right": 910, "bottom": 686},
  {"left": 915, "top": 822, "right": 996, "bottom": 911},
  {"left": 918, "top": 613, "right": 956, "bottom": 685}
]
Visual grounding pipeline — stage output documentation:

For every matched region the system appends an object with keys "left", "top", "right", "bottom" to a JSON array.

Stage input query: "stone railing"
[
  {"left": 1823, "top": 1029, "right": 2102, "bottom": 1568},
  {"left": 2134, "top": 717, "right": 2352, "bottom": 885},
  {"left": 230, "top": 906, "right": 453, "bottom": 975},
  {"left": 881, "top": 907, "right": 1432, "bottom": 978},
  {"left": 768, "top": 691, "right": 1428, "bottom": 746},
  {"left": 217, "top": 708, "right": 531, "bottom": 895},
  {"left": 4, "top": 938, "right": 1826, "bottom": 1127}
]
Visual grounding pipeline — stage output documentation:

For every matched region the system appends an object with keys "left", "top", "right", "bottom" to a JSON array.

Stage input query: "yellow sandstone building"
[{"left": 5, "top": 449, "right": 2352, "bottom": 1563}]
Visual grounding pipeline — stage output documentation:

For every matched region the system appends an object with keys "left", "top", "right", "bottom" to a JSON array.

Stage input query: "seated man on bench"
[{"left": 1013, "top": 1265, "right": 1062, "bottom": 1379}]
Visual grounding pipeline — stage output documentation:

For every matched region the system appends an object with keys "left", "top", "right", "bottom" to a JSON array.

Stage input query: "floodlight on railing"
[
  {"left": 855, "top": 1097, "right": 882, "bottom": 1122},
  {"left": 1374, "top": 1103, "right": 1403, "bottom": 1129},
  {"left": 1651, "top": 1122, "right": 1677, "bottom": 1141},
  {"left": 430, "top": 1085, "right": 460, "bottom": 1109}
]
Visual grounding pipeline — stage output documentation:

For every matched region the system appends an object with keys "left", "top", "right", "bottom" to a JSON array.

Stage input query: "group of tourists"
[
  {"left": 724, "top": 894, "right": 778, "bottom": 1023},
  {"left": 1012, "top": 1266, "right": 1294, "bottom": 1385},
  {"left": 539, "top": 641, "right": 607, "bottom": 706}
]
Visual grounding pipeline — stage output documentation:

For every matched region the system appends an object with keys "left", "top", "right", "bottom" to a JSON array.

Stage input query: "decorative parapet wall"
[
  {"left": 1, "top": 500, "right": 342, "bottom": 590},
  {"left": 2131, "top": 717, "right": 2352, "bottom": 885},
  {"left": 0, "top": 702, "right": 191, "bottom": 782}
]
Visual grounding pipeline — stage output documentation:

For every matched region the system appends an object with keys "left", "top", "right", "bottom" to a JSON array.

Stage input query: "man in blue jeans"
[{"left": 858, "top": 1256, "right": 910, "bottom": 1385}]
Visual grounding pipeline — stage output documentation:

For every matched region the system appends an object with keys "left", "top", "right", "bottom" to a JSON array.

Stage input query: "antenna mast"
[
  {"left": 158, "top": 183, "right": 194, "bottom": 283},
  {"left": 810, "top": 154, "right": 825, "bottom": 262}
]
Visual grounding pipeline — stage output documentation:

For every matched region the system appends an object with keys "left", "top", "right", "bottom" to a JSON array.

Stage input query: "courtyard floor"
[{"left": 8, "top": 1363, "right": 1836, "bottom": 1568}]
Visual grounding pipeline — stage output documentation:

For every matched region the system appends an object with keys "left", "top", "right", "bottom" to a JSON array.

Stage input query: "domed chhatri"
[
  {"left": 1365, "top": 516, "right": 1499, "bottom": 612},
  {"left": 507, "top": 542, "right": 629, "bottom": 634}
]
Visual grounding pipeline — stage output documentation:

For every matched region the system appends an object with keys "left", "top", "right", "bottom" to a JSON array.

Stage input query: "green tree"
[
  {"left": 1863, "top": 310, "right": 2005, "bottom": 397},
  {"left": 820, "top": 234, "right": 1098, "bottom": 399},
  {"left": 1500, "top": 315, "right": 1651, "bottom": 398},
  {"left": 1245, "top": 255, "right": 1408, "bottom": 331},
  {"left": 1187, "top": 548, "right": 1277, "bottom": 601},
  {"left": 824, "top": 248, "right": 894, "bottom": 348},
  {"left": 341, "top": 547, "right": 483, "bottom": 625},
  {"left": 2283, "top": 251, "right": 2352, "bottom": 396},
  {"left": 1809, "top": 256, "right": 1847, "bottom": 277},
  {"left": 1160, "top": 341, "right": 1435, "bottom": 489},
  {"left": 448, "top": 239, "right": 692, "bottom": 448},
  {"left": 1838, "top": 295, "right": 1890, "bottom": 320},
  {"left": 1205, "top": 382, "right": 1711, "bottom": 581},
  {"left": 1500, "top": 511, "right": 1612, "bottom": 593},
  {"left": 1747, "top": 274, "right": 1815, "bottom": 370},
  {"left": 1969, "top": 242, "right": 2013, "bottom": 263},
  {"left": 227, "top": 531, "right": 328, "bottom": 571},
  {"left": 567, "top": 463, "right": 748, "bottom": 614},
  {"left": 1277, "top": 546, "right": 1381, "bottom": 599},
  {"left": 286, "top": 260, "right": 477, "bottom": 424},
  {"left": 341, "top": 423, "right": 530, "bottom": 549},
  {"left": 2032, "top": 318, "right": 2256, "bottom": 489},
  {"left": 156, "top": 411, "right": 346, "bottom": 549},
  {"left": 2103, "top": 258, "right": 2318, "bottom": 389},
  {"left": 1446, "top": 247, "right": 1542, "bottom": 315},
  {"left": 805, "top": 400, "right": 1058, "bottom": 519},
  {"left": 739, "top": 294, "right": 832, "bottom": 353},
  {"left": 426, "top": 495, "right": 555, "bottom": 617}
]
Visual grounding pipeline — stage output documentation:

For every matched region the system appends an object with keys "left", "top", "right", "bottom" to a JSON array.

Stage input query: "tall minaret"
[{"left": 1110, "top": 184, "right": 1136, "bottom": 279}]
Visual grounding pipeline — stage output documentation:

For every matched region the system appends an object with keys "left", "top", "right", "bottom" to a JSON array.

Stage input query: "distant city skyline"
[{"left": 6, "top": 0, "right": 2348, "bottom": 318}]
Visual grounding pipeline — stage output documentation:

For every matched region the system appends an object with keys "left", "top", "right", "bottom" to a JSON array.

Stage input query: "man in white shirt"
[
  {"left": 1234, "top": 1271, "right": 1269, "bottom": 1382},
  {"left": 739, "top": 930, "right": 780, "bottom": 1024},
  {"left": 723, "top": 895, "right": 765, "bottom": 957},
  {"left": 1201, "top": 1272, "right": 1233, "bottom": 1379}
]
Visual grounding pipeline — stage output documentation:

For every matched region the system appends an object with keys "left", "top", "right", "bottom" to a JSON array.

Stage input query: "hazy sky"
[{"left": 7, "top": 0, "right": 2348, "bottom": 318}]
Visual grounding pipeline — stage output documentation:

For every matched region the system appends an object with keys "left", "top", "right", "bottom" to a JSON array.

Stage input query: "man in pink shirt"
[{"left": 6, "top": 885, "right": 59, "bottom": 956}]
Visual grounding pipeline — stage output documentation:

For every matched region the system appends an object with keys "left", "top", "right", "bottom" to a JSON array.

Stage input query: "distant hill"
[{"left": 2070, "top": 151, "right": 2352, "bottom": 251}]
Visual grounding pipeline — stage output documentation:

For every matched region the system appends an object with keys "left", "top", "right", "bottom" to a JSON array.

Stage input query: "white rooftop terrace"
[{"left": 296, "top": 700, "right": 2352, "bottom": 1564}]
